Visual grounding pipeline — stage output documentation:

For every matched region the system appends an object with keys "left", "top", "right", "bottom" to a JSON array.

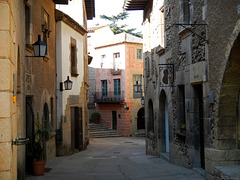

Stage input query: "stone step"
[{"left": 89, "top": 123, "right": 122, "bottom": 138}]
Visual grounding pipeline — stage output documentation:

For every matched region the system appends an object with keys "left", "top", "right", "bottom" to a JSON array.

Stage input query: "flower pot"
[
  {"left": 94, "top": 119, "right": 99, "bottom": 124},
  {"left": 32, "top": 161, "right": 46, "bottom": 176}
]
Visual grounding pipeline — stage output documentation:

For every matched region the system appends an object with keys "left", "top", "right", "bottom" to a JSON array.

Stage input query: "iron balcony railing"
[{"left": 92, "top": 91, "right": 125, "bottom": 104}]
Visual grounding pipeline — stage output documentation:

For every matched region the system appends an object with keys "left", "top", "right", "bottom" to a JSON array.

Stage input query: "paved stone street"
[{"left": 26, "top": 137, "right": 204, "bottom": 180}]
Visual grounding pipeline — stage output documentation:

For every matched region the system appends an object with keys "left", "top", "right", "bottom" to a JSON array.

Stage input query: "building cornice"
[{"left": 55, "top": 9, "right": 87, "bottom": 35}]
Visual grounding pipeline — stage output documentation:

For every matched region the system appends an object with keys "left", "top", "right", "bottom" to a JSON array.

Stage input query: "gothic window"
[{"left": 179, "top": 0, "right": 192, "bottom": 25}]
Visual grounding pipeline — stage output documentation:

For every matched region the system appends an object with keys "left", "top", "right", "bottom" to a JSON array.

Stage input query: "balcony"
[{"left": 93, "top": 91, "right": 125, "bottom": 104}]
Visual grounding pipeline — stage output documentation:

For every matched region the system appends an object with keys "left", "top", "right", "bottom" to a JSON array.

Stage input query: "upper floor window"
[
  {"left": 70, "top": 37, "right": 78, "bottom": 76},
  {"left": 113, "top": 53, "right": 120, "bottom": 70},
  {"left": 180, "top": 0, "right": 192, "bottom": 25},
  {"left": 114, "top": 79, "right": 121, "bottom": 98},
  {"left": 133, "top": 75, "right": 143, "bottom": 98},
  {"left": 101, "top": 80, "right": 108, "bottom": 98},
  {"left": 42, "top": 10, "right": 49, "bottom": 55},
  {"left": 137, "top": 49, "right": 142, "bottom": 59},
  {"left": 101, "top": 54, "right": 106, "bottom": 68},
  {"left": 25, "top": 4, "right": 31, "bottom": 44}
]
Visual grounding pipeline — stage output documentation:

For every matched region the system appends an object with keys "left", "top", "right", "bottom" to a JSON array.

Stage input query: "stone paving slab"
[{"left": 26, "top": 137, "right": 204, "bottom": 180}]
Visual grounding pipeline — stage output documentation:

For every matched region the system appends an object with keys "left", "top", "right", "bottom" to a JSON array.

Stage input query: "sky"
[{"left": 87, "top": 0, "right": 143, "bottom": 33}]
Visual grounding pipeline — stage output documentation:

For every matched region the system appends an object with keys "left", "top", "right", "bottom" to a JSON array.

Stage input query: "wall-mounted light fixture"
[
  {"left": 133, "top": 81, "right": 141, "bottom": 92},
  {"left": 141, "top": 97, "right": 145, "bottom": 105},
  {"left": 60, "top": 76, "right": 73, "bottom": 91},
  {"left": 124, "top": 103, "right": 129, "bottom": 110},
  {"left": 26, "top": 35, "right": 47, "bottom": 58}
]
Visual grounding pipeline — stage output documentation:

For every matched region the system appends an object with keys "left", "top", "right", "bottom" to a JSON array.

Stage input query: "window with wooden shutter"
[{"left": 70, "top": 37, "right": 78, "bottom": 76}]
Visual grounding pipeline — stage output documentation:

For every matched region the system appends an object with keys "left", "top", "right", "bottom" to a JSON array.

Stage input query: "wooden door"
[{"left": 71, "top": 107, "right": 83, "bottom": 152}]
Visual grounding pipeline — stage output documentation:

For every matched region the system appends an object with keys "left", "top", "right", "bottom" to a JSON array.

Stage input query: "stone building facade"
[
  {"left": 125, "top": 0, "right": 240, "bottom": 179},
  {"left": 0, "top": 0, "right": 94, "bottom": 179},
  {"left": 88, "top": 26, "right": 144, "bottom": 137}
]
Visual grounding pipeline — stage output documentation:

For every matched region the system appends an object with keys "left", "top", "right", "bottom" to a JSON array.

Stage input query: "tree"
[{"left": 100, "top": 12, "right": 143, "bottom": 38}]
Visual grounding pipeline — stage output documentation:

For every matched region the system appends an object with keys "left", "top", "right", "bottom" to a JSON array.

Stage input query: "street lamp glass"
[
  {"left": 33, "top": 35, "right": 47, "bottom": 57},
  {"left": 64, "top": 76, "right": 73, "bottom": 90}
]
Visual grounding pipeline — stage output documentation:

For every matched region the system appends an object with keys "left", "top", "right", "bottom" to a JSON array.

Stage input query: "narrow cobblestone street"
[{"left": 26, "top": 137, "right": 204, "bottom": 180}]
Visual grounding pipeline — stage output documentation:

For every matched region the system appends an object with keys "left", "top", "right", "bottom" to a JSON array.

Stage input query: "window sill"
[
  {"left": 43, "top": 55, "right": 49, "bottom": 62},
  {"left": 178, "top": 26, "right": 192, "bottom": 37},
  {"left": 71, "top": 73, "right": 79, "bottom": 77}
]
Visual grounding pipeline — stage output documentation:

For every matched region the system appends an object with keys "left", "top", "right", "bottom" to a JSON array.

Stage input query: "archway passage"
[
  {"left": 218, "top": 32, "right": 240, "bottom": 149},
  {"left": 159, "top": 90, "right": 169, "bottom": 153},
  {"left": 137, "top": 108, "right": 145, "bottom": 130},
  {"left": 148, "top": 99, "right": 154, "bottom": 134}
]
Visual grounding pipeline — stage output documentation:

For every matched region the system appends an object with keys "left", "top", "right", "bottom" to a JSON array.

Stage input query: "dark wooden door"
[
  {"left": 26, "top": 97, "right": 34, "bottom": 173},
  {"left": 112, "top": 111, "right": 117, "bottom": 130},
  {"left": 71, "top": 107, "right": 83, "bottom": 153},
  {"left": 194, "top": 84, "right": 205, "bottom": 169}
]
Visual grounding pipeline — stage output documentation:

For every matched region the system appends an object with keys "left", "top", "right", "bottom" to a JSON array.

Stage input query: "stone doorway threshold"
[
  {"left": 193, "top": 168, "right": 206, "bottom": 177},
  {"left": 160, "top": 152, "right": 169, "bottom": 162}
]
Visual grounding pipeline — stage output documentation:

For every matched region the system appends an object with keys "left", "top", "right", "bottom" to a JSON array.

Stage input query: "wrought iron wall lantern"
[
  {"left": 133, "top": 81, "right": 141, "bottom": 92},
  {"left": 26, "top": 35, "right": 47, "bottom": 58},
  {"left": 60, "top": 76, "right": 73, "bottom": 91},
  {"left": 141, "top": 97, "right": 145, "bottom": 105},
  {"left": 124, "top": 103, "right": 129, "bottom": 110}
]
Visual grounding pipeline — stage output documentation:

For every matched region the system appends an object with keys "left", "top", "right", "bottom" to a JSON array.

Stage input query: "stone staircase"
[
  {"left": 134, "top": 129, "right": 146, "bottom": 137},
  {"left": 89, "top": 123, "right": 122, "bottom": 138}
]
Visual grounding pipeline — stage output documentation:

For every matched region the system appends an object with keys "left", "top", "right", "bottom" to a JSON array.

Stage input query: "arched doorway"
[
  {"left": 137, "top": 108, "right": 145, "bottom": 130},
  {"left": 148, "top": 99, "right": 154, "bottom": 134},
  {"left": 159, "top": 90, "right": 169, "bottom": 153},
  {"left": 218, "top": 32, "right": 240, "bottom": 149}
]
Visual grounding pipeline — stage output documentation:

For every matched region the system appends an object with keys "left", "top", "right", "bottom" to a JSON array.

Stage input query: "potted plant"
[
  {"left": 28, "top": 119, "right": 50, "bottom": 176},
  {"left": 91, "top": 112, "right": 101, "bottom": 124},
  {"left": 179, "top": 123, "right": 186, "bottom": 132}
]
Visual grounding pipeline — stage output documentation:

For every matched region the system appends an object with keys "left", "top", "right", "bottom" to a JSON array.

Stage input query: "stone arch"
[
  {"left": 148, "top": 99, "right": 154, "bottom": 134},
  {"left": 137, "top": 107, "right": 145, "bottom": 130},
  {"left": 159, "top": 89, "right": 169, "bottom": 153},
  {"left": 217, "top": 32, "right": 240, "bottom": 149}
]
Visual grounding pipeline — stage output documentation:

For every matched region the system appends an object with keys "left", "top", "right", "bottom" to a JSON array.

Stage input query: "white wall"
[
  {"left": 56, "top": 0, "right": 84, "bottom": 26},
  {"left": 56, "top": 20, "right": 84, "bottom": 127}
]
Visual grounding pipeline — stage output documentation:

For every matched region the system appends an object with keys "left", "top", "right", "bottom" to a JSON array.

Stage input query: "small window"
[
  {"left": 25, "top": 5, "right": 31, "bottom": 44},
  {"left": 113, "top": 53, "right": 120, "bottom": 70},
  {"left": 114, "top": 53, "right": 120, "bottom": 58},
  {"left": 70, "top": 38, "right": 78, "bottom": 76},
  {"left": 101, "top": 55, "right": 106, "bottom": 68},
  {"left": 137, "top": 49, "right": 142, "bottom": 59}
]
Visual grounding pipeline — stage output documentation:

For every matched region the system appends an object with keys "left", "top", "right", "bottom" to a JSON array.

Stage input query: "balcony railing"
[{"left": 93, "top": 91, "right": 125, "bottom": 104}]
